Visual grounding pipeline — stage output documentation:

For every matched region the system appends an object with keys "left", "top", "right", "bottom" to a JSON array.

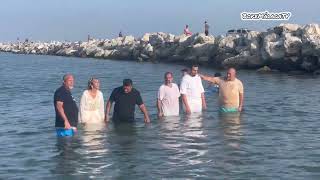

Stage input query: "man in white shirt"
[
  {"left": 180, "top": 65, "right": 207, "bottom": 114},
  {"left": 157, "top": 72, "right": 181, "bottom": 117}
]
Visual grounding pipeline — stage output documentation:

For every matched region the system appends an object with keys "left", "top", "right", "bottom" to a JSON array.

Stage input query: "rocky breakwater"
[{"left": 1, "top": 23, "right": 320, "bottom": 74}]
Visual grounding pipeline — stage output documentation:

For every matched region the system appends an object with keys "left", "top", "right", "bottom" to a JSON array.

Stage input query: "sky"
[{"left": 0, "top": 0, "right": 319, "bottom": 42}]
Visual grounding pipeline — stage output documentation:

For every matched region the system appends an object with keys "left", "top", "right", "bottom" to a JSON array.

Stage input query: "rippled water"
[{"left": 0, "top": 53, "right": 320, "bottom": 179}]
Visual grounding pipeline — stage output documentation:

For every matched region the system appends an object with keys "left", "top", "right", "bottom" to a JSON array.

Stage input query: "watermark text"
[{"left": 241, "top": 11, "right": 291, "bottom": 21}]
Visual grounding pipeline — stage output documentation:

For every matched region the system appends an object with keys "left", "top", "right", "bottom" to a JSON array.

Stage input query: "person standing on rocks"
[
  {"left": 200, "top": 68, "right": 244, "bottom": 113},
  {"left": 119, "top": 31, "right": 123, "bottom": 37},
  {"left": 157, "top": 72, "right": 181, "bottom": 117},
  {"left": 184, "top": 25, "right": 192, "bottom": 36},
  {"left": 180, "top": 64, "right": 206, "bottom": 114},
  {"left": 54, "top": 74, "right": 79, "bottom": 137},
  {"left": 204, "top": 21, "right": 210, "bottom": 36}
]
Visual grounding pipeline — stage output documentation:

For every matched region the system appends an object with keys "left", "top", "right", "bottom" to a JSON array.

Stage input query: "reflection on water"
[
  {"left": 53, "top": 137, "right": 86, "bottom": 179},
  {"left": 219, "top": 112, "right": 242, "bottom": 149},
  {"left": 53, "top": 123, "right": 111, "bottom": 179}
]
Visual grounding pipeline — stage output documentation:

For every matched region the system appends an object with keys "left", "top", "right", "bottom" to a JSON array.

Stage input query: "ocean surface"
[{"left": 0, "top": 53, "right": 319, "bottom": 179}]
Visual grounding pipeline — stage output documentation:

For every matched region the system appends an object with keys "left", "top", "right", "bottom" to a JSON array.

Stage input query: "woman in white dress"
[{"left": 79, "top": 77, "right": 105, "bottom": 125}]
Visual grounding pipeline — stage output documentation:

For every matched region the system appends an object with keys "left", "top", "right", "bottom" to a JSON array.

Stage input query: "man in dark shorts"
[
  {"left": 54, "top": 74, "right": 78, "bottom": 137},
  {"left": 105, "top": 79, "right": 150, "bottom": 123}
]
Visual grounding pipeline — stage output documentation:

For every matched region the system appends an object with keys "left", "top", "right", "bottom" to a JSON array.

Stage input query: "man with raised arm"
[{"left": 200, "top": 68, "right": 244, "bottom": 113}]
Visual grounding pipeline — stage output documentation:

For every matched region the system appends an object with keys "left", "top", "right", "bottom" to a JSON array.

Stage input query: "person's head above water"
[
  {"left": 87, "top": 77, "right": 100, "bottom": 90},
  {"left": 63, "top": 74, "right": 74, "bottom": 91},
  {"left": 190, "top": 64, "right": 199, "bottom": 77},
  {"left": 123, "top": 79, "right": 133, "bottom": 93},
  {"left": 226, "top": 67, "right": 237, "bottom": 81},
  {"left": 214, "top": 72, "right": 222, "bottom": 77},
  {"left": 181, "top": 68, "right": 189, "bottom": 76},
  {"left": 164, "top": 72, "right": 173, "bottom": 85}
]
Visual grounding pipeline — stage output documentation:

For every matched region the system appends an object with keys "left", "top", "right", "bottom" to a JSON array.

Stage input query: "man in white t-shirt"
[
  {"left": 180, "top": 65, "right": 207, "bottom": 114},
  {"left": 157, "top": 72, "right": 181, "bottom": 117}
]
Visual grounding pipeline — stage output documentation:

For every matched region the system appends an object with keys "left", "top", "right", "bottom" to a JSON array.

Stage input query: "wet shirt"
[
  {"left": 79, "top": 90, "right": 105, "bottom": 124},
  {"left": 109, "top": 86, "right": 143, "bottom": 122},
  {"left": 180, "top": 74, "right": 205, "bottom": 100},
  {"left": 54, "top": 86, "right": 78, "bottom": 128},
  {"left": 158, "top": 83, "right": 180, "bottom": 116},
  {"left": 217, "top": 78, "right": 244, "bottom": 108}
]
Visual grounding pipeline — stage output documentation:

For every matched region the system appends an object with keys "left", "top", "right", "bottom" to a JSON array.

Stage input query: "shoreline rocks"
[{"left": 1, "top": 23, "right": 320, "bottom": 73}]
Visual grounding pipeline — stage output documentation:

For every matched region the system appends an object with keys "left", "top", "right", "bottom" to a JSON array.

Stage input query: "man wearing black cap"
[{"left": 105, "top": 79, "right": 150, "bottom": 123}]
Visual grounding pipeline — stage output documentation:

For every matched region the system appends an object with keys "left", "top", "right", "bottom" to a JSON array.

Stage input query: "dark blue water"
[{"left": 0, "top": 53, "right": 319, "bottom": 179}]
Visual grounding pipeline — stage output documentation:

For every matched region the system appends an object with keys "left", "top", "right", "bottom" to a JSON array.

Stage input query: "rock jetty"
[{"left": 1, "top": 23, "right": 320, "bottom": 74}]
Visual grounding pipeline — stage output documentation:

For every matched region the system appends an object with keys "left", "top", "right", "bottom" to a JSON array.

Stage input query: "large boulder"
[
  {"left": 110, "top": 37, "right": 123, "bottom": 47},
  {"left": 193, "top": 33, "right": 215, "bottom": 45},
  {"left": 257, "top": 66, "right": 272, "bottom": 73},
  {"left": 141, "top": 43, "right": 154, "bottom": 57},
  {"left": 116, "top": 45, "right": 134, "bottom": 58},
  {"left": 163, "top": 33, "right": 175, "bottom": 43},
  {"left": 212, "top": 50, "right": 236, "bottom": 67},
  {"left": 141, "top": 33, "right": 150, "bottom": 42},
  {"left": 83, "top": 45, "right": 99, "bottom": 56},
  {"left": 174, "top": 34, "right": 188, "bottom": 43},
  {"left": 218, "top": 36, "right": 237, "bottom": 52},
  {"left": 154, "top": 44, "right": 177, "bottom": 59},
  {"left": 93, "top": 48, "right": 105, "bottom": 58},
  {"left": 284, "top": 33, "right": 302, "bottom": 56},
  {"left": 56, "top": 48, "right": 67, "bottom": 56},
  {"left": 103, "top": 50, "right": 112, "bottom": 58},
  {"left": 190, "top": 43, "right": 214, "bottom": 57},
  {"left": 179, "top": 33, "right": 198, "bottom": 47},
  {"left": 273, "top": 23, "right": 302, "bottom": 35},
  {"left": 149, "top": 33, "right": 165, "bottom": 46},
  {"left": 122, "top": 36, "right": 135, "bottom": 46},
  {"left": 300, "top": 56, "right": 319, "bottom": 72},
  {"left": 244, "top": 31, "right": 262, "bottom": 55},
  {"left": 262, "top": 33, "right": 285, "bottom": 60},
  {"left": 65, "top": 48, "right": 78, "bottom": 56},
  {"left": 108, "top": 49, "right": 121, "bottom": 59},
  {"left": 222, "top": 51, "right": 265, "bottom": 68},
  {"left": 301, "top": 24, "right": 320, "bottom": 56}
]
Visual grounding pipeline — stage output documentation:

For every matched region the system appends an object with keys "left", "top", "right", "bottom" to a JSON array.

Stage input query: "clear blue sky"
[{"left": 0, "top": 0, "right": 319, "bottom": 42}]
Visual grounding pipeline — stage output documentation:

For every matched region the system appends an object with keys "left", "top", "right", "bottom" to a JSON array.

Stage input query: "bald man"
[
  {"left": 200, "top": 68, "right": 244, "bottom": 113},
  {"left": 54, "top": 74, "right": 79, "bottom": 136}
]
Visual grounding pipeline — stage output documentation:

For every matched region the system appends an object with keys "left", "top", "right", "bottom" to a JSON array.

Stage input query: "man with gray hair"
[{"left": 54, "top": 74, "right": 78, "bottom": 137}]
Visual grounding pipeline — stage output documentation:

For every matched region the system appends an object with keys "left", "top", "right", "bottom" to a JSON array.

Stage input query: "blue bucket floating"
[{"left": 56, "top": 128, "right": 75, "bottom": 137}]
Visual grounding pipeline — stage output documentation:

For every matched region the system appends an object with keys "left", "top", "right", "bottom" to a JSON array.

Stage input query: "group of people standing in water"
[{"left": 53, "top": 65, "right": 244, "bottom": 137}]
